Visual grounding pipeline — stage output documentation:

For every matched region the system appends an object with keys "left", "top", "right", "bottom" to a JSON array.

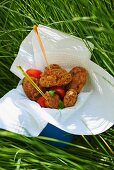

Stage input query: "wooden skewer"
[
  {"left": 17, "top": 66, "right": 47, "bottom": 100},
  {"left": 33, "top": 25, "right": 49, "bottom": 67}
]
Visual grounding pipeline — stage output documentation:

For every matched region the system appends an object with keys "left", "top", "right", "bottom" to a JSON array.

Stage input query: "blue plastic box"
[{"left": 40, "top": 123, "right": 74, "bottom": 148}]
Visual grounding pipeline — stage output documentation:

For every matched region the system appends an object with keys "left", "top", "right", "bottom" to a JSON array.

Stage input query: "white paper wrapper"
[{"left": 0, "top": 25, "right": 114, "bottom": 136}]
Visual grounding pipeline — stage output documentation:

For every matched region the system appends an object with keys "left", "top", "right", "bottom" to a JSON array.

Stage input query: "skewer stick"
[
  {"left": 17, "top": 66, "right": 47, "bottom": 100},
  {"left": 33, "top": 25, "right": 49, "bottom": 67}
]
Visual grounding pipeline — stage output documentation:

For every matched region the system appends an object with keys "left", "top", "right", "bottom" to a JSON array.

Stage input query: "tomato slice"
[
  {"left": 36, "top": 96, "right": 46, "bottom": 107},
  {"left": 26, "top": 69, "right": 42, "bottom": 78}
]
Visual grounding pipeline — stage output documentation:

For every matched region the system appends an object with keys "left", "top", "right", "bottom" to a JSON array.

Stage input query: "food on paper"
[
  {"left": 22, "top": 76, "right": 46, "bottom": 101},
  {"left": 26, "top": 69, "right": 42, "bottom": 78},
  {"left": 50, "top": 87, "right": 65, "bottom": 98},
  {"left": 22, "top": 64, "right": 88, "bottom": 109},
  {"left": 36, "top": 96, "right": 46, "bottom": 107},
  {"left": 44, "top": 91, "right": 60, "bottom": 109},
  {"left": 68, "top": 67, "right": 88, "bottom": 93},
  {"left": 63, "top": 89, "right": 77, "bottom": 107},
  {"left": 39, "top": 64, "right": 72, "bottom": 87}
]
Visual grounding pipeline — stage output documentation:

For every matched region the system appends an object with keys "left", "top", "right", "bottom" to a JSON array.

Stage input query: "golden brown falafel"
[
  {"left": 40, "top": 64, "right": 72, "bottom": 87},
  {"left": 68, "top": 66, "right": 88, "bottom": 93},
  {"left": 22, "top": 77, "right": 46, "bottom": 101},
  {"left": 64, "top": 89, "right": 77, "bottom": 107},
  {"left": 44, "top": 91, "right": 60, "bottom": 109}
]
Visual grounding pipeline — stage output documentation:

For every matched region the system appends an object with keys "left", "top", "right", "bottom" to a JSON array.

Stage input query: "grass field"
[{"left": 0, "top": 0, "right": 114, "bottom": 169}]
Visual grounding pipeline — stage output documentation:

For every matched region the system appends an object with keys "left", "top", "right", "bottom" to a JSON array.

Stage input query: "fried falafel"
[
  {"left": 68, "top": 66, "right": 88, "bottom": 93},
  {"left": 40, "top": 64, "right": 72, "bottom": 87},
  {"left": 22, "top": 77, "right": 45, "bottom": 101}
]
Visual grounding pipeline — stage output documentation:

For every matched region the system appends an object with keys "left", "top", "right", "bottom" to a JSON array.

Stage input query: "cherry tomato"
[
  {"left": 51, "top": 87, "right": 65, "bottom": 98},
  {"left": 26, "top": 69, "right": 42, "bottom": 78},
  {"left": 36, "top": 96, "right": 45, "bottom": 107}
]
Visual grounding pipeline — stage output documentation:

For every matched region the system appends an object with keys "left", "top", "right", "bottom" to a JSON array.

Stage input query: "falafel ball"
[
  {"left": 68, "top": 66, "right": 88, "bottom": 93},
  {"left": 63, "top": 89, "right": 77, "bottom": 107},
  {"left": 40, "top": 64, "right": 72, "bottom": 87},
  {"left": 44, "top": 91, "right": 60, "bottom": 109},
  {"left": 22, "top": 77, "right": 46, "bottom": 101}
]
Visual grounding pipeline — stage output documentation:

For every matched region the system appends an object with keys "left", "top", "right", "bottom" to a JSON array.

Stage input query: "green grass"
[{"left": 0, "top": 0, "right": 114, "bottom": 169}]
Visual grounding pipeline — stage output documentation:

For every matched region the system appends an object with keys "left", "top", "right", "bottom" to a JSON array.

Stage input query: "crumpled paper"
[{"left": 0, "top": 25, "right": 114, "bottom": 136}]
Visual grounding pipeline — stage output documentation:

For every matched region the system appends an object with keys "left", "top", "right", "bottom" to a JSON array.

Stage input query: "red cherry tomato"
[
  {"left": 26, "top": 69, "right": 42, "bottom": 78},
  {"left": 36, "top": 96, "right": 46, "bottom": 107},
  {"left": 51, "top": 87, "right": 65, "bottom": 98}
]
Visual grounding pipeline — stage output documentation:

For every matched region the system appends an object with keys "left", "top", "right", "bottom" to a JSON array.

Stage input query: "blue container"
[{"left": 40, "top": 123, "right": 74, "bottom": 148}]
